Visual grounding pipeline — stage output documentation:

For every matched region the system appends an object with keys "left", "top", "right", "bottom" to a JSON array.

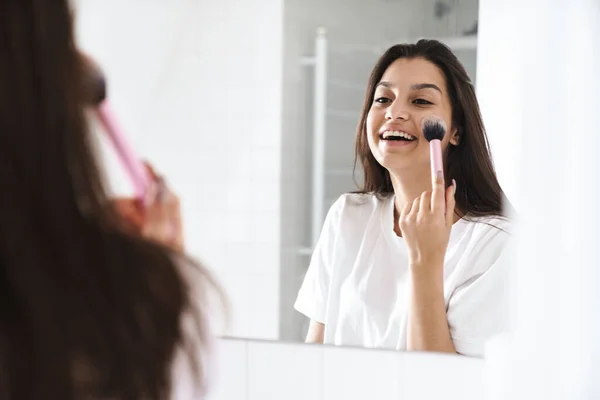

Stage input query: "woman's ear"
[{"left": 450, "top": 128, "right": 461, "bottom": 146}]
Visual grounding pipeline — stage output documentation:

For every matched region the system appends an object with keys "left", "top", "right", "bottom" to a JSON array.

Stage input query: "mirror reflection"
[
  {"left": 293, "top": 38, "right": 510, "bottom": 357},
  {"left": 75, "top": 0, "right": 509, "bottom": 357},
  {"left": 278, "top": 0, "right": 501, "bottom": 357}
]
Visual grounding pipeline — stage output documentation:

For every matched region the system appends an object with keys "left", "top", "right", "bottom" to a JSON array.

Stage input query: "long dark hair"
[
  {"left": 354, "top": 39, "right": 507, "bottom": 218},
  {"left": 0, "top": 2, "right": 221, "bottom": 399}
]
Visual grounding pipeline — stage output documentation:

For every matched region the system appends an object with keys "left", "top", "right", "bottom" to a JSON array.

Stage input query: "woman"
[
  {"left": 0, "top": 1, "right": 222, "bottom": 399},
  {"left": 294, "top": 40, "right": 512, "bottom": 357}
]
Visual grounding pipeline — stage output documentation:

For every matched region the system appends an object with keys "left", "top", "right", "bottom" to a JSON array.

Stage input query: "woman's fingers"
[
  {"left": 111, "top": 161, "right": 185, "bottom": 252},
  {"left": 143, "top": 178, "right": 171, "bottom": 235},
  {"left": 409, "top": 196, "right": 421, "bottom": 220},
  {"left": 431, "top": 172, "right": 446, "bottom": 214},
  {"left": 143, "top": 160, "right": 159, "bottom": 181},
  {"left": 400, "top": 197, "right": 412, "bottom": 219},
  {"left": 112, "top": 198, "right": 143, "bottom": 232},
  {"left": 419, "top": 191, "right": 432, "bottom": 217},
  {"left": 445, "top": 179, "right": 457, "bottom": 226},
  {"left": 166, "top": 191, "right": 184, "bottom": 251}
]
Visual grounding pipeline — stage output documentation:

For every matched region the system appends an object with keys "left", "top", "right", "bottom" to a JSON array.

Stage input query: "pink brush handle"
[
  {"left": 430, "top": 139, "right": 444, "bottom": 183},
  {"left": 95, "top": 100, "right": 150, "bottom": 201}
]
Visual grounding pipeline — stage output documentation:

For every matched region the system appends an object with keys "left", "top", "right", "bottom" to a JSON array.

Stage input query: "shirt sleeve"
[
  {"left": 447, "top": 222, "right": 514, "bottom": 357},
  {"left": 293, "top": 196, "right": 343, "bottom": 323}
]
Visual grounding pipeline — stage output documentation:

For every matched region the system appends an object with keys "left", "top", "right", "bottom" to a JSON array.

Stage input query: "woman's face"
[{"left": 366, "top": 57, "right": 460, "bottom": 175}]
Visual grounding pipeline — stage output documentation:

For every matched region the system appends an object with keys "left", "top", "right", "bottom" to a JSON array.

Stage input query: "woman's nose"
[{"left": 385, "top": 102, "right": 410, "bottom": 120}]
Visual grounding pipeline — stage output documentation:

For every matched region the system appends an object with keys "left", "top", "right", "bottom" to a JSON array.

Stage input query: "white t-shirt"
[{"left": 294, "top": 193, "right": 513, "bottom": 357}]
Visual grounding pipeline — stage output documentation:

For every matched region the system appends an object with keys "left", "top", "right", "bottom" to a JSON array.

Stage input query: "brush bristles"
[
  {"left": 80, "top": 53, "right": 107, "bottom": 106},
  {"left": 84, "top": 74, "right": 106, "bottom": 105},
  {"left": 422, "top": 116, "right": 447, "bottom": 142}
]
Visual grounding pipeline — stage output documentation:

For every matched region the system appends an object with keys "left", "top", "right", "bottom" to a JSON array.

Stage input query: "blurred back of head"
[{"left": 0, "top": 2, "right": 216, "bottom": 399}]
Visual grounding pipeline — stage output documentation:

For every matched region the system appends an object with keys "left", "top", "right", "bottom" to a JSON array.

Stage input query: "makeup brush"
[
  {"left": 81, "top": 53, "right": 106, "bottom": 106},
  {"left": 422, "top": 116, "right": 447, "bottom": 184},
  {"left": 80, "top": 52, "right": 150, "bottom": 202}
]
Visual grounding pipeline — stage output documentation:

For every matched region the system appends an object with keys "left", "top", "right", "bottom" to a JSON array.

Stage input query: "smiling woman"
[
  {"left": 357, "top": 41, "right": 504, "bottom": 217},
  {"left": 295, "top": 39, "right": 513, "bottom": 357}
]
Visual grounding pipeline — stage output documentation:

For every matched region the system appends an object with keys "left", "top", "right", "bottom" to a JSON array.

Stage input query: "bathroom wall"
[
  {"left": 207, "top": 337, "right": 484, "bottom": 400},
  {"left": 476, "top": 1, "right": 600, "bottom": 398},
  {"left": 279, "top": 0, "right": 480, "bottom": 341},
  {"left": 75, "top": 0, "right": 285, "bottom": 339}
]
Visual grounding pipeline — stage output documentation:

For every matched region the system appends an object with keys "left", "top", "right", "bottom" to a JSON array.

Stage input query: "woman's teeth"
[{"left": 380, "top": 130, "right": 416, "bottom": 141}]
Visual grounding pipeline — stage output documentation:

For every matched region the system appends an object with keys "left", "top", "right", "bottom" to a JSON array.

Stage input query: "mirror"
[
  {"left": 278, "top": 0, "right": 480, "bottom": 345},
  {"left": 75, "top": 0, "right": 498, "bottom": 356}
]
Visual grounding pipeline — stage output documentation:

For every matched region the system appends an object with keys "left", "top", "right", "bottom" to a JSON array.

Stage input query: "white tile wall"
[
  {"left": 218, "top": 273, "right": 250, "bottom": 337},
  {"left": 323, "top": 346, "right": 400, "bottom": 399},
  {"left": 76, "top": 0, "right": 284, "bottom": 340},
  {"left": 208, "top": 338, "right": 485, "bottom": 400},
  {"left": 399, "top": 352, "right": 484, "bottom": 400},
  {"left": 245, "top": 273, "right": 280, "bottom": 338},
  {"left": 247, "top": 341, "right": 323, "bottom": 400},
  {"left": 207, "top": 339, "right": 248, "bottom": 400}
]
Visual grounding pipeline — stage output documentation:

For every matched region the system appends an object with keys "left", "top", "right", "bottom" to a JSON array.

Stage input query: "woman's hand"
[
  {"left": 111, "top": 163, "right": 184, "bottom": 252},
  {"left": 399, "top": 176, "right": 457, "bottom": 272},
  {"left": 401, "top": 175, "right": 458, "bottom": 352}
]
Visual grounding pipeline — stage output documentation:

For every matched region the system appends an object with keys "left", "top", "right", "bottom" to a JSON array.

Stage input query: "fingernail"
[{"left": 452, "top": 179, "right": 457, "bottom": 194}]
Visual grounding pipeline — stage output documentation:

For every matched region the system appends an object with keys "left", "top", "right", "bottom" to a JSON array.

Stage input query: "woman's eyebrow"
[
  {"left": 410, "top": 83, "right": 442, "bottom": 93},
  {"left": 375, "top": 81, "right": 443, "bottom": 94}
]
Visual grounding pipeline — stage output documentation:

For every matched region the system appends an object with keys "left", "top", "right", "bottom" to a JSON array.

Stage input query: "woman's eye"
[
  {"left": 413, "top": 98, "right": 433, "bottom": 105},
  {"left": 374, "top": 97, "right": 391, "bottom": 104}
]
